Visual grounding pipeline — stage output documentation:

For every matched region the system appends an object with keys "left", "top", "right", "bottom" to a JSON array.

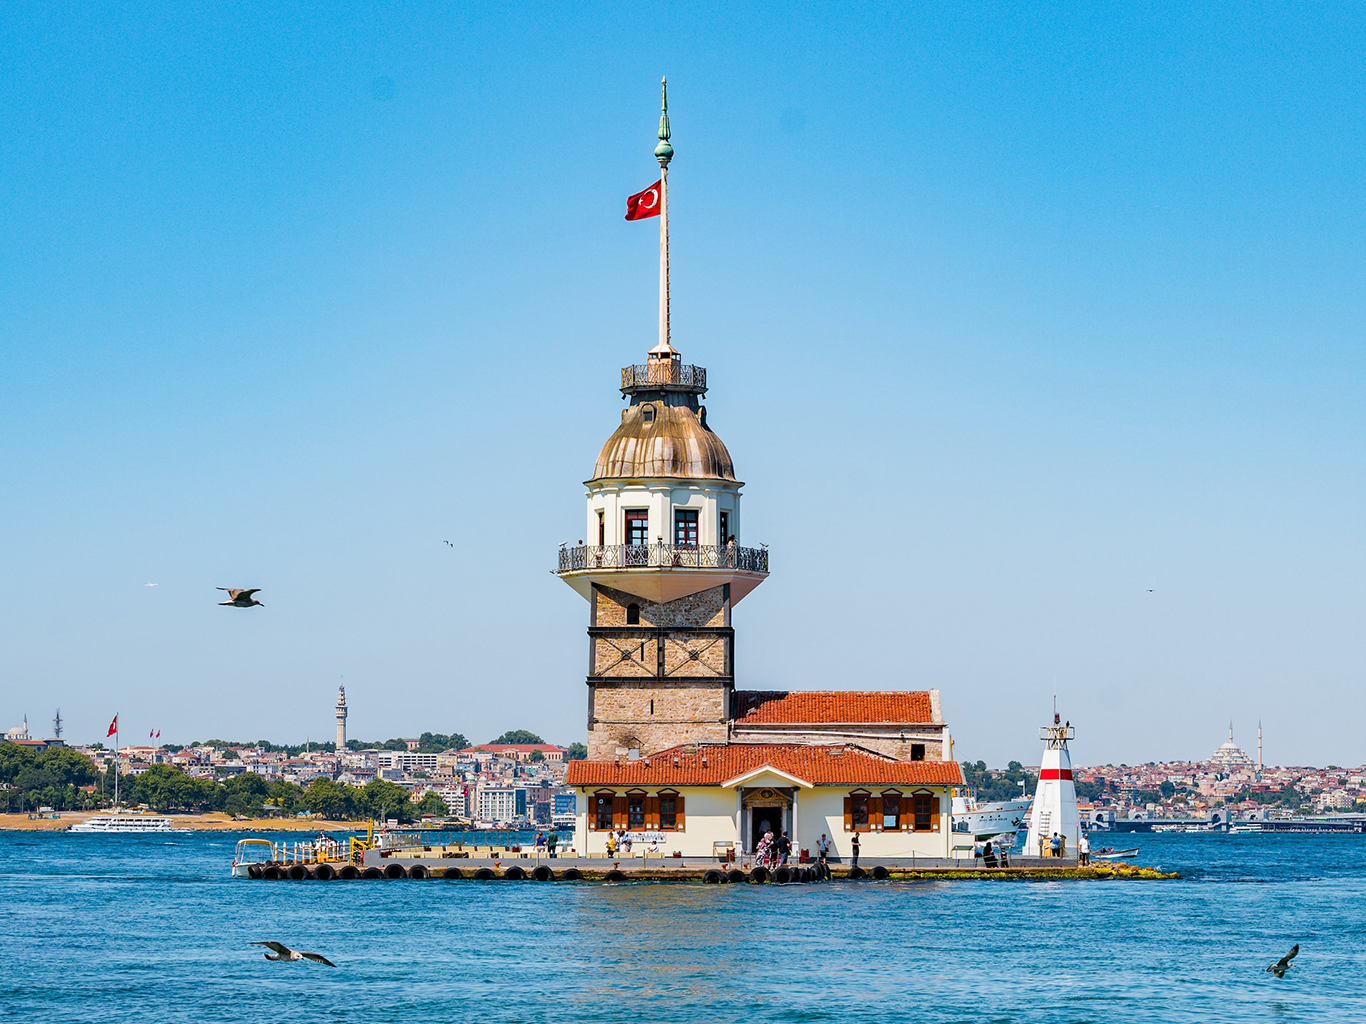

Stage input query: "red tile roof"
[
  {"left": 733, "top": 691, "right": 935, "bottom": 725},
  {"left": 565, "top": 743, "right": 963, "bottom": 788}
]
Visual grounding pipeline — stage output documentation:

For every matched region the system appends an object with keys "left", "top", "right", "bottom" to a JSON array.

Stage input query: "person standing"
[
  {"left": 534, "top": 831, "right": 546, "bottom": 855},
  {"left": 1078, "top": 832, "right": 1090, "bottom": 866},
  {"left": 850, "top": 831, "right": 861, "bottom": 869},
  {"left": 777, "top": 831, "right": 791, "bottom": 867},
  {"left": 1049, "top": 832, "right": 1061, "bottom": 858},
  {"left": 547, "top": 831, "right": 559, "bottom": 859},
  {"left": 816, "top": 833, "right": 831, "bottom": 866}
]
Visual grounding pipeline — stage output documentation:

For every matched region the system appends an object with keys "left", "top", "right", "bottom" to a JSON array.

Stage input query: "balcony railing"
[
  {"left": 620, "top": 363, "right": 707, "bottom": 392},
  {"left": 557, "top": 542, "right": 768, "bottom": 574}
]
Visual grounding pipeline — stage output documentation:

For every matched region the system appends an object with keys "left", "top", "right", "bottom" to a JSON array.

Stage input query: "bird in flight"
[
  {"left": 1266, "top": 944, "right": 1299, "bottom": 978},
  {"left": 218, "top": 588, "right": 264, "bottom": 608},
  {"left": 443, "top": 540, "right": 453, "bottom": 547},
  {"left": 250, "top": 941, "right": 336, "bottom": 967}
]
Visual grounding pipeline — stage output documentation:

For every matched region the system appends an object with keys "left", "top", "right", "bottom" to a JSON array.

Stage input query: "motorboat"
[
  {"left": 1091, "top": 847, "right": 1139, "bottom": 860},
  {"left": 231, "top": 838, "right": 275, "bottom": 878},
  {"left": 68, "top": 813, "right": 179, "bottom": 833}
]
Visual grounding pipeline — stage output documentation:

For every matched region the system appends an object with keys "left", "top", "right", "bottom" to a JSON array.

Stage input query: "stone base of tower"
[
  {"left": 587, "top": 679, "right": 731, "bottom": 760},
  {"left": 584, "top": 582, "right": 734, "bottom": 760}
]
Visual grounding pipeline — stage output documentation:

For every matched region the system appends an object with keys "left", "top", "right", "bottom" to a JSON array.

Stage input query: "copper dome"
[{"left": 591, "top": 402, "right": 736, "bottom": 482}]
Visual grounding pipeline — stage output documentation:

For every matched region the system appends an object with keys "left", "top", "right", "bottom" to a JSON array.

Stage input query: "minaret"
[
  {"left": 1024, "top": 712, "right": 1081, "bottom": 858},
  {"left": 1257, "top": 720, "right": 1263, "bottom": 772},
  {"left": 555, "top": 84, "right": 769, "bottom": 759},
  {"left": 335, "top": 686, "right": 348, "bottom": 751}
]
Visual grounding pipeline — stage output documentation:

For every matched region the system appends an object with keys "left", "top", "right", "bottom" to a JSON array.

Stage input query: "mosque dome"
[{"left": 592, "top": 401, "right": 735, "bottom": 482}]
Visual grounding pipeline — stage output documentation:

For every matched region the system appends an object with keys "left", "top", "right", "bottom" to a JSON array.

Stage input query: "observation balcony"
[
  {"left": 555, "top": 542, "right": 769, "bottom": 605},
  {"left": 620, "top": 362, "right": 707, "bottom": 395}
]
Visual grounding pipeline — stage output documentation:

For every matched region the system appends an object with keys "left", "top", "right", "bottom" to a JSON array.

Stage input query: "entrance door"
[{"left": 749, "top": 806, "right": 785, "bottom": 852}]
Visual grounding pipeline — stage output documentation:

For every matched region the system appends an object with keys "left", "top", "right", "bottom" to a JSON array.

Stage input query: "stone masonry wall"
[
  {"left": 587, "top": 680, "right": 730, "bottom": 759},
  {"left": 594, "top": 584, "right": 727, "bottom": 628}
]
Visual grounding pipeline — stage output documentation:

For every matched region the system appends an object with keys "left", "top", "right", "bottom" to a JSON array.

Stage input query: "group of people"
[
  {"left": 753, "top": 828, "right": 794, "bottom": 868},
  {"left": 532, "top": 830, "right": 561, "bottom": 858}
]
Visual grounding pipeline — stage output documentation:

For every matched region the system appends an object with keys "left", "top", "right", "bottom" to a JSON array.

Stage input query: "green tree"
[
  {"left": 492, "top": 730, "right": 544, "bottom": 745},
  {"left": 303, "top": 778, "right": 357, "bottom": 820},
  {"left": 527, "top": 750, "right": 545, "bottom": 763},
  {"left": 1159, "top": 780, "right": 1176, "bottom": 799},
  {"left": 565, "top": 743, "right": 587, "bottom": 761},
  {"left": 359, "top": 779, "right": 416, "bottom": 822},
  {"left": 414, "top": 790, "right": 449, "bottom": 817}
]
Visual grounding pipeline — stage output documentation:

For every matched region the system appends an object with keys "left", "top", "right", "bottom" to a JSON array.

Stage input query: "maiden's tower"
[{"left": 561, "top": 83, "right": 963, "bottom": 861}]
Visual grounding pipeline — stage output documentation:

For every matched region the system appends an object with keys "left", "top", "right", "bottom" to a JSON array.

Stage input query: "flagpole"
[
  {"left": 113, "top": 719, "right": 119, "bottom": 813},
  {"left": 655, "top": 77, "right": 673, "bottom": 351}
]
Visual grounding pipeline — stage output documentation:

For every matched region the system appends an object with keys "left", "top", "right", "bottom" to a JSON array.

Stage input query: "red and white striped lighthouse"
[{"left": 1024, "top": 712, "right": 1080, "bottom": 858}]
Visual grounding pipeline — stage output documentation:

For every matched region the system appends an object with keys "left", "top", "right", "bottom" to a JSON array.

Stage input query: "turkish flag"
[
  {"left": 625, "top": 180, "right": 662, "bottom": 221},
  {"left": 107, "top": 715, "right": 117, "bottom": 737}
]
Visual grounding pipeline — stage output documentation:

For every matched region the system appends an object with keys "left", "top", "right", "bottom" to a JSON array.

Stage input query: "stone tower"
[
  {"left": 555, "top": 343, "right": 769, "bottom": 759},
  {"left": 335, "top": 686, "right": 347, "bottom": 750}
]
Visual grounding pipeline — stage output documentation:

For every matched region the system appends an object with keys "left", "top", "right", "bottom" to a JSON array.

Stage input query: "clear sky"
[{"left": 2, "top": 3, "right": 1363, "bottom": 767}]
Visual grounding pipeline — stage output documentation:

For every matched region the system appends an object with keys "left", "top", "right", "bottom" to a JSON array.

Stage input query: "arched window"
[{"left": 626, "top": 603, "right": 640, "bottom": 625}]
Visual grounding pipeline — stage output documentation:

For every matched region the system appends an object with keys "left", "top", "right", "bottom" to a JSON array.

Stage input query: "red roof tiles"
[
  {"left": 565, "top": 743, "right": 963, "bottom": 788},
  {"left": 732, "top": 690, "right": 935, "bottom": 725}
]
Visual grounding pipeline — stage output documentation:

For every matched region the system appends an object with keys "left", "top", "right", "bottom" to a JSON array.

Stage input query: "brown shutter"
[
  {"left": 868, "top": 796, "right": 883, "bottom": 832},
  {"left": 674, "top": 794, "right": 685, "bottom": 830},
  {"left": 612, "top": 796, "right": 628, "bottom": 829},
  {"left": 645, "top": 796, "right": 660, "bottom": 829},
  {"left": 843, "top": 796, "right": 853, "bottom": 832},
  {"left": 930, "top": 795, "right": 941, "bottom": 832}
]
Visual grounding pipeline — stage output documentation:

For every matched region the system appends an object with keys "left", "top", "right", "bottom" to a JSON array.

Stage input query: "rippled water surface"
[{"left": 3, "top": 831, "right": 1363, "bottom": 1022}]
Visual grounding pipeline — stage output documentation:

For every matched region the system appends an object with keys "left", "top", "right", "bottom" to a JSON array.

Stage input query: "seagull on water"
[
  {"left": 218, "top": 588, "right": 264, "bottom": 608},
  {"left": 250, "top": 941, "right": 335, "bottom": 967},
  {"left": 1266, "top": 944, "right": 1299, "bottom": 978}
]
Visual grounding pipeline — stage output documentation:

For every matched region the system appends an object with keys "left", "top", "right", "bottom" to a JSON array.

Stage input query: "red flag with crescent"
[
  {"left": 107, "top": 715, "right": 117, "bottom": 737},
  {"left": 625, "top": 180, "right": 662, "bottom": 221}
]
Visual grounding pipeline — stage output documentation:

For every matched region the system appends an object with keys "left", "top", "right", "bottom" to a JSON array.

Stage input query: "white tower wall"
[{"left": 335, "top": 686, "right": 348, "bottom": 751}]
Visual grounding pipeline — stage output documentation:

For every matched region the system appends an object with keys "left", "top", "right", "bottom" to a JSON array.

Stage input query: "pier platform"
[{"left": 243, "top": 851, "right": 1175, "bottom": 882}]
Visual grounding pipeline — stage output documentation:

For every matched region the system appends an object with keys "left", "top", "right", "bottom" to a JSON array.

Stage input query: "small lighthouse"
[{"left": 1024, "top": 712, "right": 1080, "bottom": 858}]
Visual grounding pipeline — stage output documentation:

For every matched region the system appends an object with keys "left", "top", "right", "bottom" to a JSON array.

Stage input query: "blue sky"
[{"left": 2, "top": 3, "right": 1362, "bottom": 766}]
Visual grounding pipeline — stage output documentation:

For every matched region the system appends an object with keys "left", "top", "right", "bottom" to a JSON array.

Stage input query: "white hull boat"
[
  {"left": 68, "top": 813, "right": 180, "bottom": 833},
  {"left": 952, "top": 795, "right": 1032, "bottom": 841}
]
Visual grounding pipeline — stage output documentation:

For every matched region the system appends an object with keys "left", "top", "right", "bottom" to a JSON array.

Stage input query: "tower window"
[
  {"left": 641, "top": 404, "right": 655, "bottom": 424},
  {"left": 626, "top": 603, "right": 640, "bottom": 625},
  {"left": 910, "top": 744, "right": 925, "bottom": 761},
  {"left": 597, "top": 511, "right": 605, "bottom": 547},
  {"left": 719, "top": 510, "right": 730, "bottom": 545},
  {"left": 674, "top": 509, "right": 698, "bottom": 549},
  {"left": 625, "top": 510, "right": 649, "bottom": 547}
]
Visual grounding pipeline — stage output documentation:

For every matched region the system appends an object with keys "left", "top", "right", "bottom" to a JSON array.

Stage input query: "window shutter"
[
  {"left": 674, "top": 794, "right": 685, "bottom": 830},
  {"left": 645, "top": 796, "right": 660, "bottom": 829},
  {"left": 843, "top": 796, "right": 853, "bottom": 832},
  {"left": 612, "top": 796, "right": 628, "bottom": 829},
  {"left": 930, "top": 795, "right": 941, "bottom": 832},
  {"left": 868, "top": 796, "right": 883, "bottom": 832}
]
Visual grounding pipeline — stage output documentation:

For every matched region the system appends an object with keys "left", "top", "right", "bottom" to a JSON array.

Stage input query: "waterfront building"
[{"left": 562, "top": 85, "right": 962, "bottom": 861}]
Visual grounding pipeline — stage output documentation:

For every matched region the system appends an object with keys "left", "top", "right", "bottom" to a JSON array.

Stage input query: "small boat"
[
  {"left": 68, "top": 813, "right": 179, "bottom": 833},
  {"left": 231, "top": 838, "right": 275, "bottom": 878},
  {"left": 1092, "top": 847, "right": 1139, "bottom": 860}
]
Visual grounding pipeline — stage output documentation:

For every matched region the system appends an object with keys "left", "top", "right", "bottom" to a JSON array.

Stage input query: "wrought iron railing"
[
  {"left": 620, "top": 363, "right": 707, "bottom": 391},
  {"left": 557, "top": 542, "right": 768, "bottom": 574}
]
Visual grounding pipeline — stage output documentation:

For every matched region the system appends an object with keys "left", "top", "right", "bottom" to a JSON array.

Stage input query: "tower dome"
[{"left": 592, "top": 401, "right": 735, "bottom": 482}]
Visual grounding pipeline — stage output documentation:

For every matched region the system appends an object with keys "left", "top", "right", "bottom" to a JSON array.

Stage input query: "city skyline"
[{"left": 3, "top": 6, "right": 1364, "bottom": 765}]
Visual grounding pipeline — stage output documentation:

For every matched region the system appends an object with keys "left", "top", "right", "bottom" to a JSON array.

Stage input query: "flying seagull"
[
  {"left": 1266, "top": 944, "right": 1299, "bottom": 978},
  {"left": 443, "top": 540, "right": 453, "bottom": 547},
  {"left": 250, "top": 941, "right": 335, "bottom": 967},
  {"left": 218, "top": 588, "right": 264, "bottom": 608}
]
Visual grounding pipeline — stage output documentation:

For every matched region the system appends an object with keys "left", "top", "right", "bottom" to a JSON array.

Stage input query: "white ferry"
[
  {"left": 952, "top": 794, "right": 1032, "bottom": 841},
  {"left": 68, "top": 814, "right": 178, "bottom": 833}
]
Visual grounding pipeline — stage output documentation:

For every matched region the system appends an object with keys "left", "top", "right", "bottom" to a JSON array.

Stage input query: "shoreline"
[{"left": 0, "top": 812, "right": 364, "bottom": 833}]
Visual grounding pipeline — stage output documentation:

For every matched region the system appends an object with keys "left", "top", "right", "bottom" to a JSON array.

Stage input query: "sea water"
[{"left": 2, "top": 830, "right": 1363, "bottom": 1023}]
